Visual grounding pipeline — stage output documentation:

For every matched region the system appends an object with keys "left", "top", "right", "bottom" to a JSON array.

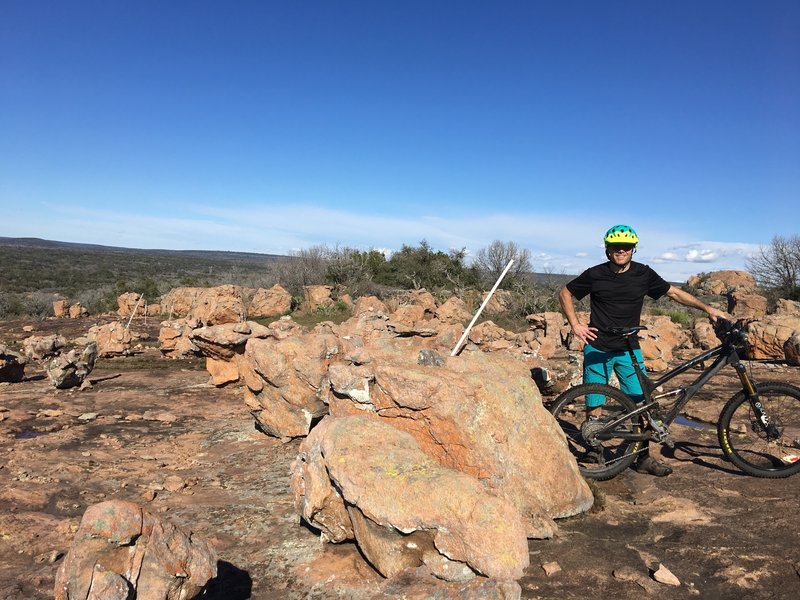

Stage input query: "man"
[{"left": 559, "top": 224, "right": 728, "bottom": 476}]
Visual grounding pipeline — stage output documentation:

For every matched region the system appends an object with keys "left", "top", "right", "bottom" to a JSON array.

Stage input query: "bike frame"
[{"left": 595, "top": 331, "right": 768, "bottom": 442}]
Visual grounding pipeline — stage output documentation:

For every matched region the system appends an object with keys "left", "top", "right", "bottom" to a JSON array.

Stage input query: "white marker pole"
[{"left": 450, "top": 259, "right": 514, "bottom": 356}]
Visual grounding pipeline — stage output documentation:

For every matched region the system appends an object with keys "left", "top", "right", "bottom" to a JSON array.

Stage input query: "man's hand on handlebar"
[{"left": 707, "top": 306, "right": 731, "bottom": 323}]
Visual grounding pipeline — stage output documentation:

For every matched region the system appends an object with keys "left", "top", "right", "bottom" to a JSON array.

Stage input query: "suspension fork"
[{"left": 732, "top": 357, "right": 770, "bottom": 429}]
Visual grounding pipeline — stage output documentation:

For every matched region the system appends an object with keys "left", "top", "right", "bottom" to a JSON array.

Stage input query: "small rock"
[
  {"left": 40, "top": 409, "right": 64, "bottom": 418},
  {"left": 653, "top": 563, "right": 681, "bottom": 586},
  {"left": 142, "top": 489, "right": 157, "bottom": 502},
  {"left": 542, "top": 561, "right": 561, "bottom": 576},
  {"left": 163, "top": 475, "right": 185, "bottom": 492},
  {"left": 78, "top": 412, "right": 98, "bottom": 421},
  {"left": 154, "top": 412, "right": 178, "bottom": 423}
]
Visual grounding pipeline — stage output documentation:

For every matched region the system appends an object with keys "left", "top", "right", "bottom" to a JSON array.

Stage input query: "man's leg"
[
  {"left": 583, "top": 344, "right": 611, "bottom": 417},
  {"left": 612, "top": 350, "right": 672, "bottom": 477}
]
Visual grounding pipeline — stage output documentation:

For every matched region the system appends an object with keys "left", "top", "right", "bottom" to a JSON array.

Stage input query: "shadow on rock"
[
  {"left": 664, "top": 441, "right": 744, "bottom": 476},
  {"left": 203, "top": 561, "right": 253, "bottom": 599}
]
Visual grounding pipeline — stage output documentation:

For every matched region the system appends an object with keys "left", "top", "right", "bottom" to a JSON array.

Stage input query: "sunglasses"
[{"left": 608, "top": 244, "right": 635, "bottom": 252}]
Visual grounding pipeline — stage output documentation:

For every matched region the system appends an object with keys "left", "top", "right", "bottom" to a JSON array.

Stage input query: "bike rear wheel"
[
  {"left": 717, "top": 381, "right": 800, "bottom": 478},
  {"left": 549, "top": 383, "right": 644, "bottom": 481}
]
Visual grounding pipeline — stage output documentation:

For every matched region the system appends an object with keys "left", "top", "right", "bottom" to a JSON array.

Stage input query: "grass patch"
[
  {"left": 648, "top": 307, "right": 695, "bottom": 328},
  {"left": 586, "top": 478, "right": 606, "bottom": 513},
  {"left": 95, "top": 354, "right": 206, "bottom": 371}
]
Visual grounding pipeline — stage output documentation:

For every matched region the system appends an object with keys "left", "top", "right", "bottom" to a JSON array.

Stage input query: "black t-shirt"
[{"left": 566, "top": 261, "right": 671, "bottom": 351}]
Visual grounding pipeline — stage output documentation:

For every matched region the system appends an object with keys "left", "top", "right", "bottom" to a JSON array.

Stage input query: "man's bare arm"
[
  {"left": 559, "top": 286, "right": 598, "bottom": 343},
  {"left": 665, "top": 286, "right": 729, "bottom": 321}
]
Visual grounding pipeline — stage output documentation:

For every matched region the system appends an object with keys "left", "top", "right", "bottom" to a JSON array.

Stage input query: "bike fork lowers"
[{"left": 733, "top": 361, "right": 770, "bottom": 430}]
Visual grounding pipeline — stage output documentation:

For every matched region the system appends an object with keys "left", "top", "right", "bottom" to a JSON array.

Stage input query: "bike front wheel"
[
  {"left": 549, "top": 383, "right": 645, "bottom": 481},
  {"left": 718, "top": 381, "right": 800, "bottom": 478}
]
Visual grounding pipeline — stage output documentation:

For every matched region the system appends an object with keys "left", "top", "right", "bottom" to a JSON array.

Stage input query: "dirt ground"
[{"left": 1, "top": 316, "right": 799, "bottom": 599}]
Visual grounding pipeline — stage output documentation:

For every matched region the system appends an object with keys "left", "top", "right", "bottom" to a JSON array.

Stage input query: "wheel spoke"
[
  {"left": 550, "top": 384, "right": 642, "bottom": 480},
  {"left": 719, "top": 382, "right": 800, "bottom": 478}
]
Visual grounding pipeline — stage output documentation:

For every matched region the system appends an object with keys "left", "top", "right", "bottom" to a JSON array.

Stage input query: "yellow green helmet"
[{"left": 604, "top": 224, "right": 639, "bottom": 245}]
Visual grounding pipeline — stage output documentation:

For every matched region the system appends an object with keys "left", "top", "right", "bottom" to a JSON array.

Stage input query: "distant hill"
[
  {"left": 0, "top": 237, "right": 287, "bottom": 264},
  {"left": 0, "top": 237, "right": 291, "bottom": 303}
]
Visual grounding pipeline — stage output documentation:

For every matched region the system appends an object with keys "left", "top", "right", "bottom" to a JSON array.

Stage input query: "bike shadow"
[{"left": 662, "top": 440, "right": 745, "bottom": 476}]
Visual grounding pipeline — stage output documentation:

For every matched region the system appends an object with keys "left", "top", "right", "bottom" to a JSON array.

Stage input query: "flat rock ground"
[{"left": 1, "top": 317, "right": 799, "bottom": 600}]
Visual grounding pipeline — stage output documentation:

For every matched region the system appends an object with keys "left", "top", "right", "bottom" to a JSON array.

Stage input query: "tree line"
[{"left": 1, "top": 235, "right": 797, "bottom": 320}]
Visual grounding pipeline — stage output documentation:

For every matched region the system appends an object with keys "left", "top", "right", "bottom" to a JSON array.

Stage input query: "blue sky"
[{"left": 2, "top": 1, "right": 798, "bottom": 281}]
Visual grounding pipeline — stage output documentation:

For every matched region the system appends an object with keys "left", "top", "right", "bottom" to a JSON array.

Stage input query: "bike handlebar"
[{"left": 713, "top": 317, "right": 748, "bottom": 345}]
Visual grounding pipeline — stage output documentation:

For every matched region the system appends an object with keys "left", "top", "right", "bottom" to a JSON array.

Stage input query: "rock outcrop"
[
  {"left": 189, "top": 320, "right": 272, "bottom": 386},
  {"left": 783, "top": 332, "right": 800, "bottom": 367},
  {"left": 243, "top": 324, "right": 338, "bottom": 440},
  {"left": 161, "top": 285, "right": 245, "bottom": 325},
  {"left": 22, "top": 334, "right": 67, "bottom": 360},
  {"left": 158, "top": 319, "right": 201, "bottom": 358},
  {"left": 292, "top": 414, "right": 529, "bottom": 584},
  {"left": 247, "top": 284, "right": 293, "bottom": 318},
  {"left": 118, "top": 292, "right": 161, "bottom": 317},
  {"left": 54, "top": 499, "right": 217, "bottom": 600},
  {"left": 746, "top": 315, "right": 800, "bottom": 360},
  {"left": 46, "top": 343, "right": 97, "bottom": 389},
  {"left": 87, "top": 322, "right": 134, "bottom": 357},
  {"left": 639, "top": 315, "right": 690, "bottom": 371},
  {"left": 324, "top": 340, "right": 593, "bottom": 537},
  {"left": 303, "top": 285, "right": 334, "bottom": 310}
]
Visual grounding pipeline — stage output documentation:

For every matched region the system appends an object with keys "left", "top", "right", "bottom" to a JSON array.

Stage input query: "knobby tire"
[
  {"left": 549, "top": 383, "right": 643, "bottom": 481},
  {"left": 717, "top": 381, "right": 800, "bottom": 478}
]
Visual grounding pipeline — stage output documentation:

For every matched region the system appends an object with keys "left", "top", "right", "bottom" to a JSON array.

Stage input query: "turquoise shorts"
[{"left": 583, "top": 343, "right": 647, "bottom": 407}]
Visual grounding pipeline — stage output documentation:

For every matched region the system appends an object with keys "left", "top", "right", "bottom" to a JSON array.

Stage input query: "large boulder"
[
  {"left": 117, "top": 292, "right": 160, "bottom": 317},
  {"left": 639, "top": 315, "right": 690, "bottom": 371},
  {"left": 87, "top": 322, "right": 134, "bottom": 357},
  {"left": 525, "top": 312, "right": 569, "bottom": 359},
  {"left": 159, "top": 319, "right": 201, "bottom": 359},
  {"left": 53, "top": 299, "right": 69, "bottom": 318},
  {"left": 68, "top": 303, "right": 88, "bottom": 319},
  {"left": 783, "top": 332, "right": 800, "bottom": 367},
  {"left": 160, "top": 286, "right": 245, "bottom": 325},
  {"left": 435, "top": 297, "right": 472, "bottom": 324},
  {"left": 160, "top": 287, "right": 205, "bottom": 318},
  {"left": 291, "top": 414, "right": 529, "bottom": 583},
  {"left": 353, "top": 295, "right": 389, "bottom": 317},
  {"left": 54, "top": 499, "right": 217, "bottom": 600},
  {"left": 46, "top": 343, "right": 97, "bottom": 389},
  {"left": 324, "top": 340, "right": 593, "bottom": 537},
  {"left": 191, "top": 285, "right": 245, "bottom": 325},
  {"left": 22, "top": 334, "right": 67, "bottom": 360},
  {"left": 687, "top": 270, "right": 758, "bottom": 296},
  {"left": 746, "top": 316, "right": 800, "bottom": 360},
  {"left": 482, "top": 289, "right": 513, "bottom": 315},
  {"left": 405, "top": 289, "right": 438, "bottom": 315},
  {"left": 776, "top": 299, "right": 800, "bottom": 317},
  {"left": 692, "top": 320, "right": 719, "bottom": 350},
  {"left": 247, "top": 284, "right": 292, "bottom": 318},
  {"left": 303, "top": 285, "right": 334, "bottom": 310},
  {"left": 242, "top": 324, "right": 339, "bottom": 440},
  {"left": 189, "top": 321, "right": 272, "bottom": 386}
]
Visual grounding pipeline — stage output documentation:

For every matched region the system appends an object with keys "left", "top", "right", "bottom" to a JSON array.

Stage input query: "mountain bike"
[{"left": 548, "top": 318, "right": 800, "bottom": 480}]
